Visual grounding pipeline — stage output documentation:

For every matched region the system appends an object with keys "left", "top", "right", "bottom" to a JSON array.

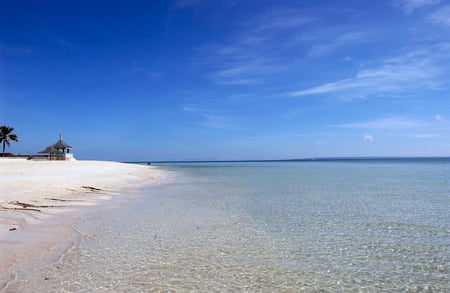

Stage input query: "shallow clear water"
[{"left": 13, "top": 160, "right": 450, "bottom": 291}]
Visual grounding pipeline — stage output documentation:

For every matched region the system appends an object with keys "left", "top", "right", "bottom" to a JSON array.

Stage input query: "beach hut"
[
  {"left": 52, "top": 132, "right": 73, "bottom": 154},
  {"left": 38, "top": 132, "right": 74, "bottom": 160}
]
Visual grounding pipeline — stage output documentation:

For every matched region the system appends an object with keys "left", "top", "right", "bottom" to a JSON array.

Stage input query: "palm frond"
[
  {"left": 0, "top": 125, "right": 19, "bottom": 153},
  {"left": 9, "top": 134, "right": 18, "bottom": 142}
]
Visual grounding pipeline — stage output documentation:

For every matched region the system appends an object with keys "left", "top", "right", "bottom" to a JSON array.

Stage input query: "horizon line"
[{"left": 126, "top": 156, "right": 450, "bottom": 164}]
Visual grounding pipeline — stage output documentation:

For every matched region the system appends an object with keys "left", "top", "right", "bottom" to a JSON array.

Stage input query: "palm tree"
[{"left": 0, "top": 126, "right": 19, "bottom": 156}]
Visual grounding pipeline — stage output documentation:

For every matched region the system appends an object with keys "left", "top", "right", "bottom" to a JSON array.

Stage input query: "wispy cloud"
[
  {"left": 308, "top": 31, "right": 368, "bottom": 57},
  {"left": 428, "top": 4, "right": 450, "bottom": 26},
  {"left": 210, "top": 65, "right": 257, "bottom": 85},
  {"left": 332, "top": 116, "right": 450, "bottom": 142},
  {"left": 126, "top": 65, "right": 161, "bottom": 80},
  {"left": 290, "top": 46, "right": 448, "bottom": 99},
  {"left": 252, "top": 9, "right": 313, "bottom": 32},
  {"left": 395, "top": 0, "right": 441, "bottom": 13},
  {"left": 209, "top": 59, "right": 283, "bottom": 85},
  {"left": 337, "top": 117, "right": 425, "bottom": 130},
  {"left": 333, "top": 116, "right": 450, "bottom": 139},
  {"left": 199, "top": 8, "right": 312, "bottom": 85},
  {"left": 405, "top": 133, "right": 439, "bottom": 138}
]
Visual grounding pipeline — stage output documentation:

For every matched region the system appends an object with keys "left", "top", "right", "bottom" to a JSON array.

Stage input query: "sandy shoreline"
[{"left": 0, "top": 158, "right": 166, "bottom": 290}]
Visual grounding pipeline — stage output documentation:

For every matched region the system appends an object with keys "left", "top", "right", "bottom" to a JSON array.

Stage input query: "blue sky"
[{"left": 1, "top": 0, "right": 450, "bottom": 161}]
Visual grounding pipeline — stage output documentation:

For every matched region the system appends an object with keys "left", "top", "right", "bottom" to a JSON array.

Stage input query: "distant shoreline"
[{"left": 130, "top": 156, "right": 450, "bottom": 164}]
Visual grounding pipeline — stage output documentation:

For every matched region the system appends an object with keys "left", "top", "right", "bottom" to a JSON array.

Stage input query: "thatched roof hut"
[
  {"left": 39, "top": 132, "right": 72, "bottom": 153},
  {"left": 38, "top": 145, "right": 57, "bottom": 154},
  {"left": 52, "top": 132, "right": 73, "bottom": 153},
  {"left": 38, "top": 132, "right": 74, "bottom": 160}
]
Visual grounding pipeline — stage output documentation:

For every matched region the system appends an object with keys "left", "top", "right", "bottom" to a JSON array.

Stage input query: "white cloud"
[
  {"left": 406, "top": 133, "right": 438, "bottom": 138},
  {"left": 308, "top": 31, "right": 368, "bottom": 57},
  {"left": 209, "top": 58, "right": 283, "bottom": 85},
  {"left": 428, "top": 4, "right": 450, "bottom": 26},
  {"left": 336, "top": 117, "right": 425, "bottom": 130},
  {"left": 435, "top": 114, "right": 447, "bottom": 122},
  {"left": 363, "top": 134, "right": 374, "bottom": 142},
  {"left": 253, "top": 9, "right": 312, "bottom": 32},
  {"left": 210, "top": 66, "right": 258, "bottom": 85},
  {"left": 290, "top": 79, "right": 354, "bottom": 96},
  {"left": 126, "top": 65, "right": 161, "bottom": 80},
  {"left": 290, "top": 47, "right": 447, "bottom": 99},
  {"left": 199, "top": 7, "right": 312, "bottom": 85},
  {"left": 332, "top": 117, "right": 450, "bottom": 140},
  {"left": 396, "top": 0, "right": 441, "bottom": 13}
]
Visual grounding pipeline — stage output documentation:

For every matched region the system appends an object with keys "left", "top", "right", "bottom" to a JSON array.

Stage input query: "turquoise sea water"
[{"left": 12, "top": 160, "right": 450, "bottom": 291}]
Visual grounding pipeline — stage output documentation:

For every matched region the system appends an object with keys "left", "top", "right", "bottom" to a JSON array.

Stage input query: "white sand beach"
[{"left": 0, "top": 158, "right": 165, "bottom": 290}]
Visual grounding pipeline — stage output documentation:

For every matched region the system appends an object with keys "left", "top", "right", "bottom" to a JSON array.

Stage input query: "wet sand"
[{"left": 0, "top": 158, "right": 165, "bottom": 290}]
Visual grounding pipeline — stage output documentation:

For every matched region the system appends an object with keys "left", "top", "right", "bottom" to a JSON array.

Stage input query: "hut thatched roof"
[
  {"left": 53, "top": 139, "right": 73, "bottom": 150},
  {"left": 38, "top": 146, "right": 58, "bottom": 154},
  {"left": 39, "top": 132, "right": 73, "bottom": 154}
]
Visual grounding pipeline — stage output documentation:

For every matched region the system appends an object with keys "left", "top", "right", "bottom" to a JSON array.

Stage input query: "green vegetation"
[{"left": 0, "top": 125, "right": 19, "bottom": 156}]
